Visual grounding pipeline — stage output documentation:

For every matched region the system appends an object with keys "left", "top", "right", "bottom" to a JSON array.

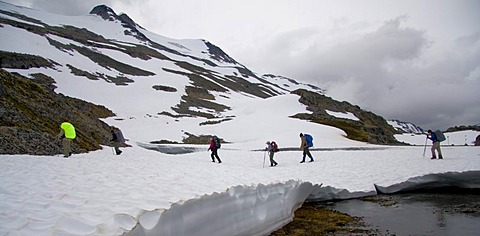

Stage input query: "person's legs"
[
  {"left": 211, "top": 151, "right": 216, "bottom": 162},
  {"left": 63, "top": 138, "right": 71, "bottom": 157},
  {"left": 305, "top": 147, "right": 314, "bottom": 162},
  {"left": 301, "top": 149, "right": 307, "bottom": 163},
  {"left": 114, "top": 142, "right": 121, "bottom": 155},
  {"left": 269, "top": 152, "right": 276, "bottom": 166},
  {"left": 434, "top": 142, "right": 443, "bottom": 159},
  {"left": 430, "top": 144, "right": 437, "bottom": 159},
  {"left": 213, "top": 149, "right": 221, "bottom": 163}
]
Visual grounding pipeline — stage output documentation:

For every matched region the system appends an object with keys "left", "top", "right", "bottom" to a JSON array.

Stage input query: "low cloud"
[
  {"left": 5, "top": 0, "right": 115, "bottom": 15},
  {"left": 251, "top": 17, "right": 480, "bottom": 130}
]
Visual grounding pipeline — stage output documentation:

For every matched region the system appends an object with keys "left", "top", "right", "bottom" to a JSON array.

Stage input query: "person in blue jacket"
[{"left": 427, "top": 130, "right": 443, "bottom": 159}]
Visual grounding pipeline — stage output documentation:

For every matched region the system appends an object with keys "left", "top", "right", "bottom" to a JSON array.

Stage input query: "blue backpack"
[{"left": 304, "top": 134, "right": 313, "bottom": 147}]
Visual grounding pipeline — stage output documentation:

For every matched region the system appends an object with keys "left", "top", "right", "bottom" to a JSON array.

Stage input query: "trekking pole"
[
  {"left": 263, "top": 151, "right": 266, "bottom": 168},
  {"left": 423, "top": 136, "right": 428, "bottom": 157}
]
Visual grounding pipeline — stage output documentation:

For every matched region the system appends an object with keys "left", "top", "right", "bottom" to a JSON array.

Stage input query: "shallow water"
[{"left": 325, "top": 193, "right": 480, "bottom": 235}]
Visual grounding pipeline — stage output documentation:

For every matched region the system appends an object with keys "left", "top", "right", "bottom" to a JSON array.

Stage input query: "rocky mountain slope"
[
  {"left": 0, "top": 2, "right": 402, "bottom": 154},
  {"left": 0, "top": 69, "right": 115, "bottom": 155}
]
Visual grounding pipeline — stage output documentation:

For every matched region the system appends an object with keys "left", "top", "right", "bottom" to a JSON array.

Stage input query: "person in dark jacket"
[
  {"left": 427, "top": 130, "right": 443, "bottom": 159},
  {"left": 111, "top": 128, "right": 124, "bottom": 155},
  {"left": 208, "top": 136, "right": 222, "bottom": 163},
  {"left": 265, "top": 141, "right": 278, "bottom": 167}
]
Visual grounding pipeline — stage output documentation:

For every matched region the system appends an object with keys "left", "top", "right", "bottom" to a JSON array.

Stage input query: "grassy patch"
[{"left": 270, "top": 204, "right": 370, "bottom": 236}]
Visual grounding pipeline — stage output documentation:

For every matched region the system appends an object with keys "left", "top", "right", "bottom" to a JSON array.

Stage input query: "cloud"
[
  {"left": 250, "top": 17, "right": 479, "bottom": 130},
  {"left": 4, "top": 0, "right": 115, "bottom": 15}
]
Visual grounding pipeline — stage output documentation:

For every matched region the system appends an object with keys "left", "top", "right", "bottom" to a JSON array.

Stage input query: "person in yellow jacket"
[{"left": 57, "top": 118, "right": 76, "bottom": 157}]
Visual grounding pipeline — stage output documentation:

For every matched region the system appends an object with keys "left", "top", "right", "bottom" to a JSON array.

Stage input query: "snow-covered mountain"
[
  {"left": 388, "top": 119, "right": 424, "bottom": 134},
  {"left": 0, "top": 1, "right": 401, "bottom": 154}
]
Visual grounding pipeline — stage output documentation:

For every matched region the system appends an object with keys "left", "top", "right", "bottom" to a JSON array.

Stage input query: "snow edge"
[{"left": 124, "top": 170, "right": 479, "bottom": 236}]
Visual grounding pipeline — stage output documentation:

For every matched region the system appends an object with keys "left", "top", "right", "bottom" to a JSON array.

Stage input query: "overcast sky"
[{"left": 4, "top": 0, "right": 480, "bottom": 130}]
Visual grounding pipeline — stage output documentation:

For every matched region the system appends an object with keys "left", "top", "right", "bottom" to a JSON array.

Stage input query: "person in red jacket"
[{"left": 208, "top": 136, "right": 222, "bottom": 163}]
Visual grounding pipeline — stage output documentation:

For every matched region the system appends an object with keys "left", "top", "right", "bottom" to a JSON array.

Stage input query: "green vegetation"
[
  {"left": 270, "top": 204, "right": 369, "bottom": 236},
  {"left": 0, "top": 51, "right": 57, "bottom": 69},
  {"left": 0, "top": 69, "right": 116, "bottom": 155},
  {"left": 291, "top": 89, "right": 401, "bottom": 145}
]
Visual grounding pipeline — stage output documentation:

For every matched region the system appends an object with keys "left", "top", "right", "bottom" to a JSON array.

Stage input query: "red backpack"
[{"left": 271, "top": 141, "right": 279, "bottom": 152}]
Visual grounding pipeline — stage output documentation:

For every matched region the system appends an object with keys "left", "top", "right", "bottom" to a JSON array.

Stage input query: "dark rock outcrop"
[
  {"left": 0, "top": 69, "right": 116, "bottom": 155},
  {"left": 291, "top": 89, "right": 401, "bottom": 145}
]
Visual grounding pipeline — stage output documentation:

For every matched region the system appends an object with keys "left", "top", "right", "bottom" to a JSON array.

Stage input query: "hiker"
[
  {"left": 56, "top": 118, "right": 76, "bottom": 158},
  {"left": 265, "top": 141, "right": 278, "bottom": 167},
  {"left": 299, "top": 133, "right": 314, "bottom": 163},
  {"left": 427, "top": 130, "right": 443, "bottom": 159},
  {"left": 208, "top": 136, "right": 222, "bottom": 163},
  {"left": 111, "top": 128, "right": 124, "bottom": 155}
]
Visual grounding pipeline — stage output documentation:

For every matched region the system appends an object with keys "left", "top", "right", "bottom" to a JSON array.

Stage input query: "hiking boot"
[
  {"left": 431, "top": 157, "right": 437, "bottom": 159},
  {"left": 218, "top": 161, "right": 222, "bottom": 164},
  {"left": 439, "top": 156, "right": 443, "bottom": 159},
  {"left": 300, "top": 160, "right": 305, "bottom": 163},
  {"left": 274, "top": 163, "right": 278, "bottom": 166},
  {"left": 309, "top": 159, "right": 314, "bottom": 162}
]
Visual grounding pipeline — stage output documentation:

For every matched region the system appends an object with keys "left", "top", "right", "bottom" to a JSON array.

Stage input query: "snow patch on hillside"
[{"left": 326, "top": 110, "right": 359, "bottom": 121}]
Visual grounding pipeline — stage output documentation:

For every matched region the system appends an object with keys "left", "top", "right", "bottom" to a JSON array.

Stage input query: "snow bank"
[
  {"left": 126, "top": 181, "right": 313, "bottom": 236},
  {"left": 307, "top": 185, "right": 376, "bottom": 202},
  {"left": 374, "top": 170, "right": 480, "bottom": 194}
]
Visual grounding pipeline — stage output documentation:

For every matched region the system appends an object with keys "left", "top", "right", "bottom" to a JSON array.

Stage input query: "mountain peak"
[
  {"left": 89, "top": 5, "right": 145, "bottom": 39},
  {"left": 89, "top": 5, "right": 118, "bottom": 21}
]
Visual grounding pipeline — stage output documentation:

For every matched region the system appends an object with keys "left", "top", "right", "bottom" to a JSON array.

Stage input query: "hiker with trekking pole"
[
  {"left": 265, "top": 141, "right": 278, "bottom": 167},
  {"left": 426, "top": 130, "right": 445, "bottom": 159},
  {"left": 208, "top": 135, "right": 222, "bottom": 163}
]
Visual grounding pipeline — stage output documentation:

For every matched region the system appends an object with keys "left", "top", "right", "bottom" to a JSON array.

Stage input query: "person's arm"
[
  {"left": 300, "top": 137, "right": 306, "bottom": 149},
  {"left": 56, "top": 128, "right": 64, "bottom": 138}
]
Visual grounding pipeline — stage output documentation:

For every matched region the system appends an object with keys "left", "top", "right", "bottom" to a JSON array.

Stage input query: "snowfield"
[{"left": 1, "top": 144, "right": 479, "bottom": 235}]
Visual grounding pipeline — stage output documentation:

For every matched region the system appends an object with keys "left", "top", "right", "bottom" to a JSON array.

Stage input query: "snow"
[
  {"left": 1, "top": 145, "right": 479, "bottom": 235},
  {"left": 325, "top": 110, "right": 360, "bottom": 121},
  {"left": 1, "top": 2, "right": 480, "bottom": 235}
]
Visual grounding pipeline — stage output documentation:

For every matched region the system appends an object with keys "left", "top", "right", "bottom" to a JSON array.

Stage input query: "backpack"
[
  {"left": 271, "top": 141, "right": 279, "bottom": 152},
  {"left": 114, "top": 130, "right": 125, "bottom": 142},
  {"left": 304, "top": 134, "right": 313, "bottom": 147},
  {"left": 433, "top": 130, "right": 446, "bottom": 142},
  {"left": 213, "top": 136, "right": 221, "bottom": 148}
]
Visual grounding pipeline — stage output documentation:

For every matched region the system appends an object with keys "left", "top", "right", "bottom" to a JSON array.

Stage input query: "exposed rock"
[
  {"left": 0, "top": 50, "right": 58, "bottom": 69},
  {"left": 0, "top": 69, "right": 116, "bottom": 155},
  {"left": 89, "top": 5, "right": 117, "bottom": 21},
  {"left": 153, "top": 85, "right": 177, "bottom": 92},
  {"left": 291, "top": 89, "right": 401, "bottom": 145}
]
